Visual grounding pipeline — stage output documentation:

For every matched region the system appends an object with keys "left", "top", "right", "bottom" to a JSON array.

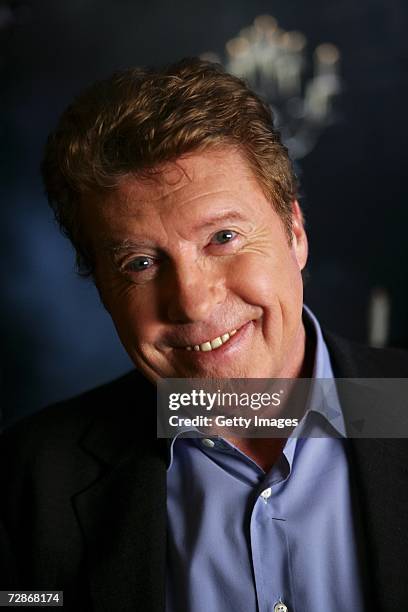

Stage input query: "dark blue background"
[{"left": 1, "top": 0, "right": 407, "bottom": 425}]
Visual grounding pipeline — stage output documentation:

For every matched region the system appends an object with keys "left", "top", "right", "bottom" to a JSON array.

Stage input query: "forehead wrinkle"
[
  {"left": 115, "top": 184, "right": 249, "bottom": 223},
  {"left": 163, "top": 188, "right": 242, "bottom": 211},
  {"left": 110, "top": 176, "right": 190, "bottom": 218},
  {"left": 112, "top": 148, "right": 259, "bottom": 213}
]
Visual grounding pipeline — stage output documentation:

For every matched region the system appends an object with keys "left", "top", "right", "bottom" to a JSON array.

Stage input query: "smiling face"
[{"left": 83, "top": 146, "right": 308, "bottom": 382}]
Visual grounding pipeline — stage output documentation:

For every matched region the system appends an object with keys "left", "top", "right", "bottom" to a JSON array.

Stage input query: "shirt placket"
[{"left": 250, "top": 474, "right": 294, "bottom": 612}]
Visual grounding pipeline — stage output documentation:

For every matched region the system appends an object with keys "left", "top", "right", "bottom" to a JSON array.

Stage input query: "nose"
[{"left": 165, "top": 259, "right": 226, "bottom": 323}]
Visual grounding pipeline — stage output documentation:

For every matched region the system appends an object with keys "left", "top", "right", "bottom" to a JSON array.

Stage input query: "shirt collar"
[{"left": 300, "top": 304, "right": 346, "bottom": 438}]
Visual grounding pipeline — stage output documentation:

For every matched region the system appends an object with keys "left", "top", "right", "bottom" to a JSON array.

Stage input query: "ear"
[{"left": 291, "top": 200, "right": 308, "bottom": 271}]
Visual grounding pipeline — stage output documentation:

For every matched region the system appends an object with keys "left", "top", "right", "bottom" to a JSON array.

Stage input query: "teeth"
[
  {"left": 185, "top": 328, "right": 239, "bottom": 352},
  {"left": 211, "top": 337, "right": 223, "bottom": 349}
]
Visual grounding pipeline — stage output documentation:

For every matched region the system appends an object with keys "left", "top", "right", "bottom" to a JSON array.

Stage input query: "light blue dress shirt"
[{"left": 166, "top": 306, "right": 365, "bottom": 612}]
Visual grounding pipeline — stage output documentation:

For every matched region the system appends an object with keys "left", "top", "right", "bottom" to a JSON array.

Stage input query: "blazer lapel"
[
  {"left": 346, "top": 438, "right": 408, "bottom": 609},
  {"left": 72, "top": 376, "right": 168, "bottom": 612},
  {"left": 324, "top": 330, "right": 408, "bottom": 610}
]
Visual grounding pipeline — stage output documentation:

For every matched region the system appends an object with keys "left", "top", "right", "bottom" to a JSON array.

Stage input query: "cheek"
[
  {"left": 229, "top": 249, "right": 303, "bottom": 308},
  {"left": 100, "top": 280, "right": 160, "bottom": 348}
]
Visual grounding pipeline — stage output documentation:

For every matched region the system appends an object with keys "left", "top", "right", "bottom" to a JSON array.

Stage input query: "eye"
[
  {"left": 210, "top": 229, "right": 237, "bottom": 245},
  {"left": 124, "top": 256, "right": 154, "bottom": 273}
]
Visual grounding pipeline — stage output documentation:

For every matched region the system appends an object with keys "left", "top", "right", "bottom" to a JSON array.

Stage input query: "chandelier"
[{"left": 201, "top": 15, "right": 342, "bottom": 160}]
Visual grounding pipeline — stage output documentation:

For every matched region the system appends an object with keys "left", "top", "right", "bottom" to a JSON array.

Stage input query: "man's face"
[{"left": 84, "top": 147, "right": 308, "bottom": 382}]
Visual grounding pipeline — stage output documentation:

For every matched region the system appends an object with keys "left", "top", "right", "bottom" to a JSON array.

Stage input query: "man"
[{"left": 1, "top": 58, "right": 408, "bottom": 611}]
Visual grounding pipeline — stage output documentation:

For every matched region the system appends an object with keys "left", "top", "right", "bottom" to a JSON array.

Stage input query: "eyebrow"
[
  {"left": 190, "top": 210, "right": 249, "bottom": 232},
  {"left": 101, "top": 210, "right": 250, "bottom": 253},
  {"left": 102, "top": 237, "right": 156, "bottom": 253}
]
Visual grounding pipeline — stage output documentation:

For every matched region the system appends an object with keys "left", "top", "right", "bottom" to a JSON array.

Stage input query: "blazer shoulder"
[
  {"left": 0, "top": 369, "right": 142, "bottom": 461},
  {"left": 323, "top": 328, "right": 408, "bottom": 377}
]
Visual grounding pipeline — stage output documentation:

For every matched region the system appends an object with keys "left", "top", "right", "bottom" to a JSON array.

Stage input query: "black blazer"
[{"left": 1, "top": 331, "right": 408, "bottom": 611}]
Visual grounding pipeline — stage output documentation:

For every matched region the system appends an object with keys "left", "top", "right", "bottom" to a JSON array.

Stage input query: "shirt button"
[
  {"left": 274, "top": 602, "right": 288, "bottom": 612},
  {"left": 201, "top": 438, "right": 215, "bottom": 448},
  {"left": 260, "top": 487, "right": 272, "bottom": 502}
]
